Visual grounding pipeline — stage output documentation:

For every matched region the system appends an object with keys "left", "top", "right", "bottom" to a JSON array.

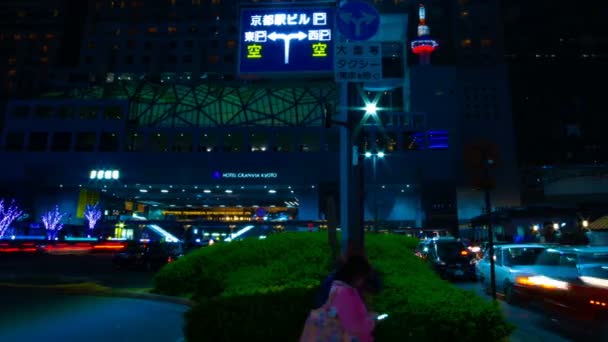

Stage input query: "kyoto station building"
[{"left": 0, "top": 0, "right": 519, "bottom": 239}]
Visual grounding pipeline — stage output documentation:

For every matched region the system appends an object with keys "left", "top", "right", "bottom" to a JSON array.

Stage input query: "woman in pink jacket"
[{"left": 330, "top": 255, "right": 376, "bottom": 342}]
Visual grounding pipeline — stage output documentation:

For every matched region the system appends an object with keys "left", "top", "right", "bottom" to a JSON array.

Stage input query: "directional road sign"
[{"left": 336, "top": 0, "right": 381, "bottom": 41}]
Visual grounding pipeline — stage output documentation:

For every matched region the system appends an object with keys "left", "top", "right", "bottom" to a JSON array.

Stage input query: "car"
[
  {"left": 112, "top": 241, "right": 183, "bottom": 271},
  {"left": 415, "top": 237, "right": 476, "bottom": 280},
  {"left": 512, "top": 246, "right": 608, "bottom": 322},
  {"left": 475, "top": 243, "right": 547, "bottom": 303}
]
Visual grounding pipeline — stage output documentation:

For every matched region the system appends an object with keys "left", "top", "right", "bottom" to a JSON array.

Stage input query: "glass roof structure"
[{"left": 42, "top": 81, "right": 338, "bottom": 128}]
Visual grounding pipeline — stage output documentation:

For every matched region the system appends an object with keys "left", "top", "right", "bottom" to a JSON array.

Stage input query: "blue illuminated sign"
[
  {"left": 238, "top": 6, "right": 335, "bottom": 76},
  {"left": 336, "top": 0, "right": 380, "bottom": 41}
]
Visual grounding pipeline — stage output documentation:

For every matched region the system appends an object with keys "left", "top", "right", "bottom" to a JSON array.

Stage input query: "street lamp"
[{"left": 364, "top": 151, "right": 385, "bottom": 231}]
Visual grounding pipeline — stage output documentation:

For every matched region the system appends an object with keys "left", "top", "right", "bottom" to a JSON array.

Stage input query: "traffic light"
[{"left": 324, "top": 103, "right": 333, "bottom": 128}]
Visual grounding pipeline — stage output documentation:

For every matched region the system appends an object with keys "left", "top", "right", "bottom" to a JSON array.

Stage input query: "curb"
[{"left": 0, "top": 282, "right": 196, "bottom": 307}]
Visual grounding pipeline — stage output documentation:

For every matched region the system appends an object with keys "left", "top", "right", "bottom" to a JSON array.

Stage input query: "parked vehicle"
[
  {"left": 112, "top": 241, "right": 183, "bottom": 271},
  {"left": 415, "top": 237, "right": 476, "bottom": 280}
]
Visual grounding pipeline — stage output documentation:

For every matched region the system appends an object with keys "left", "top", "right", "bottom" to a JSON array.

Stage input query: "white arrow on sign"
[
  {"left": 268, "top": 31, "right": 308, "bottom": 64},
  {"left": 339, "top": 11, "right": 377, "bottom": 37}
]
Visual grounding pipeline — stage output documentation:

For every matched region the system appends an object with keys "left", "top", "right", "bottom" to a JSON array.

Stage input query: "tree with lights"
[
  {"left": 84, "top": 203, "right": 102, "bottom": 237},
  {"left": 0, "top": 199, "right": 24, "bottom": 239},
  {"left": 42, "top": 205, "right": 66, "bottom": 240}
]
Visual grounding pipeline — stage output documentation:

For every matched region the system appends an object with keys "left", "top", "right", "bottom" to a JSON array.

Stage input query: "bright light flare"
[
  {"left": 516, "top": 275, "right": 569, "bottom": 290},
  {"left": 580, "top": 276, "right": 608, "bottom": 289},
  {"left": 364, "top": 103, "right": 377, "bottom": 115}
]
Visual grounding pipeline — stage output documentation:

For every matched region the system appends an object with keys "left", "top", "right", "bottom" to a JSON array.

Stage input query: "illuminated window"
[
  {"left": 207, "top": 55, "right": 219, "bottom": 64},
  {"left": 211, "top": 0, "right": 220, "bottom": 4},
  {"left": 45, "top": 33, "right": 55, "bottom": 39},
  {"left": 29, "top": 33, "right": 38, "bottom": 40},
  {"left": 460, "top": 10, "right": 469, "bottom": 17},
  {"left": 41, "top": 45, "right": 48, "bottom": 53},
  {"left": 168, "top": 26, "right": 178, "bottom": 34},
  {"left": 7, "top": 69, "right": 16, "bottom": 77},
  {"left": 13, "top": 34, "right": 21, "bottom": 40},
  {"left": 52, "top": 9, "right": 60, "bottom": 17},
  {"left": 461, "top": 39, "right": 472, "bottom": 48},
  {"left": 40, "top": 57, "right": 48, "bottom": 64},
  {"left": 147, "top": 27, "right": 158, "bottom": 33},
  {"left": 481, "top": 39, "right": 493, "bottom": 48},
  {"left": 8, "top": 57, "right": 16, "bottom": 65},
  {"left": 226, "top": 40, "right": 236, "bottom": 49},
  {"left": 169, "top": 0, "right": 176, "bottom": 5},
  {"left": 192, "top": 0, "right": 201, "bottom": 4}
]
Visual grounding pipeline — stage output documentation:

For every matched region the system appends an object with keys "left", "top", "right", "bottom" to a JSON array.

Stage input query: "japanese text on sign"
[
  {"left": 334, "top": 42, "right": 382, "bottom": 82},
  {"left": 239, "top": 7, "right": 335, "bottom": 75}
]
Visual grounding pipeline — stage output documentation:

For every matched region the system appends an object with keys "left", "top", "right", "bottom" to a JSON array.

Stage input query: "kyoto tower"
[{"left": 411, "top": 4, "right": 439, "bottom": 65}]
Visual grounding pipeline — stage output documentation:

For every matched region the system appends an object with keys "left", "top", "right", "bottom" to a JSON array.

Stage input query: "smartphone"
[{"left": 376, "top": 313, "right": 388, "bottom": 321}]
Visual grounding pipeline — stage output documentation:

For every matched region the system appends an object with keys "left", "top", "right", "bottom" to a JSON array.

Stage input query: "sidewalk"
[{"left": 0, "top": 278, "right": 195, "bottom": 307}]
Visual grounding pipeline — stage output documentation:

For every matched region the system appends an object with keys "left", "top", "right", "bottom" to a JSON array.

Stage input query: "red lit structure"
[{"left": 411, "top": 4, "right": 438, "bottom": 65}]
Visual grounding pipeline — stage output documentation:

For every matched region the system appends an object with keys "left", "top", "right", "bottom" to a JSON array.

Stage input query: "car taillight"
[
  {"left": 590, "top": 300, "right": 607, "bottom": 307},
  {"left": 167, "top": 256, "right": 173, "bottom": 263}
]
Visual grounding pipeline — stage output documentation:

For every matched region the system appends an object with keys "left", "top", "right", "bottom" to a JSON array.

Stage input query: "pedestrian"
[
  {"left": 314, "top": 254, "right": 382, "bottom": 309},
  {"left": 327, "top": 255, "right": 377, "bottom": 341},
  {"left": 301, "top": 255, "right": 378, "bottom": 342}
]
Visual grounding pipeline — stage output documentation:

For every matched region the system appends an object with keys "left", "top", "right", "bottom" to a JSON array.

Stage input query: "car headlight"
[{"left": 516, "top": 275, "right": 569, "bottom": 290}]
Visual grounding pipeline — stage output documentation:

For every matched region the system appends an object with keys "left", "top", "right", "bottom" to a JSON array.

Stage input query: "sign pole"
[
  {"left": 483, "top": 152, "right": 497, "bottom": 301},
  {"left": 339, "top": 81, "right": 355, "bottom": 256},
  {"left": 335, "top": 0, "right": 381, "bottom": 257}
]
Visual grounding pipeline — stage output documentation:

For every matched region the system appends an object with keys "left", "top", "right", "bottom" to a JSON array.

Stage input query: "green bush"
[{"left": 155, "top": 233, "right": 513, "bottom": 341}]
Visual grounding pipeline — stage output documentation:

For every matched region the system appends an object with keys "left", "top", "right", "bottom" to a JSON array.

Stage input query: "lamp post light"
[{"left": 364, "top": 150, "right": 385, "bottom": 231}]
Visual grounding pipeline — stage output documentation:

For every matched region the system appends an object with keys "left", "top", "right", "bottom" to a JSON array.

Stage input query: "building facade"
[{"left": 0, "top": 0, "right": 519, "bottom": 233}]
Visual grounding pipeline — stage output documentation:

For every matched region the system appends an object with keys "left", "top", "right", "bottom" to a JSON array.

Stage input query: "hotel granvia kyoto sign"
[{"left": 238, "top": 5, "right": 335, "bottom": 76}]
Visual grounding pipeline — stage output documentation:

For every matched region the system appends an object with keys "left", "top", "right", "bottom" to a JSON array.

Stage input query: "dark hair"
[{"left": 334, "top": 255, "right": 371, "bottom": 286}]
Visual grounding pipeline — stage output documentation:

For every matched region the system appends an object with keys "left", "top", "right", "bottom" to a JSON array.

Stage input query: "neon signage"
[{"left": 239, "top": 6, "right": 335, "bottom": 75}]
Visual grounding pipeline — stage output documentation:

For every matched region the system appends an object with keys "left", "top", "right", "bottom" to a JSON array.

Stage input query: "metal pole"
[
  {"left": 373, "top": 155, "right": 378, "bottom": 231},
  {"left": 484, "top": 155, "right": 497, "bottom": 301},
  {"left": 339, "top": 82, "right": 353, "bottom": 256}
]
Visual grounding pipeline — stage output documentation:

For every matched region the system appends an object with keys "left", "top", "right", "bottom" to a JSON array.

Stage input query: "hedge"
[{"left": 154, "top": 233, "right": 513, "bottom": 341}]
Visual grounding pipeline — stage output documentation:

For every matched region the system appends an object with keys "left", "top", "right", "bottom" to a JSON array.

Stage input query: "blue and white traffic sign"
[{"left": 336, "top": 0, "right": 380, "bottom": 41}]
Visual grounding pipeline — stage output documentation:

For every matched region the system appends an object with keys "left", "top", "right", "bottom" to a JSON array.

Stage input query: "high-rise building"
[
  {"left": 503, "top": 0, "right": 608, "bottom": 206},
  {"left": 0, "top": 0, "right": 519, "bottom": 238},
  {"left": 0, "top": 0, "right": 87, "bottom": 98}
]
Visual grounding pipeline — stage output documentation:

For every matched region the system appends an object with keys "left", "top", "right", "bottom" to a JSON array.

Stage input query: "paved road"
[
  {"left": 0, "top": 287, "right": 186, "bottom": 342},
  {"left": 0, "top": 253, "right": 153, "bottom": 288},
  {"left": 457, "top": 281, "right": 605, "bottom": 342}
]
